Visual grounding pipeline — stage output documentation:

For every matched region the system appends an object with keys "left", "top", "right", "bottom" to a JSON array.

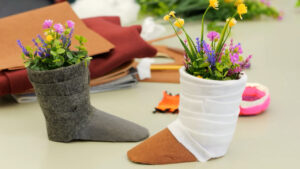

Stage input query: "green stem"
[
  {"left": 168, "top": 20, "right": 183, "bottom": 45},
  {"left": 201, "top": 7, "right": 210, "bottom": 44},
  {"left": 222, "top": 28, "right": 231, "bottom": 49},
  {"left": 218, "top": 28, "right": 231, "bottom": 61},
  {"left": 215, "top": 13, "right": 237, "bottom": 54},
  {"left": 168, "top": 20, "right": 193, "bottom": 60}
]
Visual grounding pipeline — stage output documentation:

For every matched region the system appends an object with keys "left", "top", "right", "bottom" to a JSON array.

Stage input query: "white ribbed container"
[{"left": 168, "top": 67, "right": 247, "bottom": 162}]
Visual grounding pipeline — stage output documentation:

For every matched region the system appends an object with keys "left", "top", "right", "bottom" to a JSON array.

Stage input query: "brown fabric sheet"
[{"left": 0, "top": 2, "right": 114, "bottom": 71}]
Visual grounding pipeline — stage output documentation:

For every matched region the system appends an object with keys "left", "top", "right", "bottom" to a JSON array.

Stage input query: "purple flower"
[
  {"left": 278, "top": 11, "right": 284, "bottom": 21},
  {"left": 69, "top": 28, "right": 74, "bottom": 38},
  {"left": 218, "top": 43, "right": 227, "bottom": 62},
  {"left": 43, "top": 19, "right": 53, "bottom": 29},
  {"left": 37, "top": 35, "right": 47, "bottom": 47},
  {"left": 260, "top": 0, "right": 271, "bottom": 7},
  {"left": 240, "top": 55, "right": 252, "bottom": 69},
  {"left": 61, "top": 35, "right": 67, "bottom": 47},
  {"left": 32, "top": 38, "right": 46, "bottom": 56},
  {"left": 196, "top": 37, "right": 201, "bottom": 52},
  {"left": 203, "top": 40, "right": 216, "bottom": 66},
  {"left": 233, "top": 43, "right": 243, "bottom": 54},
  {"left": 207, "top": 31, "right": 220, "bottom": 41},
  {"left": 53, "top": 23, "right": 64, "bottom": 33},
  {"left": 184, "top": 53, "right": 190, "bottom": 69},
  {"left": 233, "top": 67, "right": 242, "bottom": 73},
  {"left": 230, "top": 53, "right": 240, "bottom": 64},
  {"left": 66, "top": 20, "right": 75, "bottom": 28},
  {"left": 184, "top": 39, "right": 187, "bottom": 45},
  {"left": 17, "top": 40, "right": 29, "bottom": 56}
]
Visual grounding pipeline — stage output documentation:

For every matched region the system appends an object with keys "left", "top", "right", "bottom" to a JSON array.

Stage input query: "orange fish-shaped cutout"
[{"left": 154, "top": 91, "right": 179, "bottom": 114}]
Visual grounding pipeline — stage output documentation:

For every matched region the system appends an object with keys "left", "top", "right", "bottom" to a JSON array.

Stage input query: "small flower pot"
[{"left": 168, "top": 67, "right": 247, "bottom": 161}]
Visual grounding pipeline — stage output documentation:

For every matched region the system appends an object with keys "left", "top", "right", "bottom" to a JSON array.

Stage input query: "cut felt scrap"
[{"left": 154, "top": 91, "right": 179, "bottom": 114}]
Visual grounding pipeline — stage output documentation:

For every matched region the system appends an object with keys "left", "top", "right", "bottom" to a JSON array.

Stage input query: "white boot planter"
[
  {"left": 128, "top": 2, "right": 253, "bottom": 164},
  {"left": 168, "top": 67, "right": 247, "bottom": 161},
  {"left": 18, "top": 20, "right": 149, "bottom": 142}
]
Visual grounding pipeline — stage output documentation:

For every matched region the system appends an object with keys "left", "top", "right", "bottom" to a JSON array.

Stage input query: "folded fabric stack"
[{"left": 0, "top": 3, "right": 157, "bottom": 101}]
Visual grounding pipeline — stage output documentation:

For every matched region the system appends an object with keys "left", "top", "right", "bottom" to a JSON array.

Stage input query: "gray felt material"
[{"left": 27, "top": 62, "right": 149, "bottom": 142}]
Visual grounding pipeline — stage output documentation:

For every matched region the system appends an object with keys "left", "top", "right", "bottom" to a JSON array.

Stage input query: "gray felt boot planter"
[{"left": 27, "top": 62, "right": 149, "bottom": 142}]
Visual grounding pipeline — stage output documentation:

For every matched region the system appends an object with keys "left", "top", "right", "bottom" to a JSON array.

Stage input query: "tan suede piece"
[
  {"left": 127, "top": 128, "right": 197, "bottom": 164},
  {"left": 0, "top": 2, "right": 114, "bottom": 71},
  {"left": 139, "top": 45, "right": 184, "bottom": 84}
]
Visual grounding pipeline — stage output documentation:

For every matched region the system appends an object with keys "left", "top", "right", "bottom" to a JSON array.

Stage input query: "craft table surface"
[{"left": 0, "top": 1, "right": 299, "bottom": 169}]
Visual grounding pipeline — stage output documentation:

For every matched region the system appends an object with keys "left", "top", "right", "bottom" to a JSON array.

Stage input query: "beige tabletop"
[{"left": 1, "top": 0, "right": 300, "bottom": 169}]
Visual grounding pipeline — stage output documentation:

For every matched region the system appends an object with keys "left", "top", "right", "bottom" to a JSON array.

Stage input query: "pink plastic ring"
[{"left": 240, "top": 83, "right": 270, "bottom": 116}]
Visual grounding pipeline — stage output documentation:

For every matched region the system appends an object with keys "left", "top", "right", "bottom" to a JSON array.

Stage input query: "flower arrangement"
[
  {"left": 17, "top": 20, "right": 91, "bottom": 71},
  {"left": 164, "top": 0, "right": 252, "bottom": 80},
  {"left": 137, "top": 0, "right": 282, "bottom": 21}
]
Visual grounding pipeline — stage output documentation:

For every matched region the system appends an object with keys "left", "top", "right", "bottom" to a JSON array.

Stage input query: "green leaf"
[
  {"left": 216, "top": 63, "right": 223, "bottom": 72},
  {"left": 53, "top": 59, "right": 60, "bottom": 63},
  {"left": 66, "top": 52, "right": 73, "bottom": 59},
  {"left": 53, "top": 40, "right": 60, "bottom": 47},
  {"left": 192, "top": 61, "right": 198, "bottom": 68},
  {"left": 75, "top": 35, "right": 80, "bottom": 41},
  {"left": 57, "top": 48, "right": 65, "bottom": 54},
  {"left": 178, "top": 38, "right": 193, "bottom": 60},
  {"left": 81, "top": 36, "right": 87, "bottom": 43},
  {"left": 215, "top": 71, "right": 223, "bottom": 78},
  {"left": 50, "top": 50, "right": 57, "bottom": 56},
  {"left": 24, "top": 61, "right": 30, "bottom": 67},
  {"left": 199, "top": 62, "right": 210, "bottom": 68}
]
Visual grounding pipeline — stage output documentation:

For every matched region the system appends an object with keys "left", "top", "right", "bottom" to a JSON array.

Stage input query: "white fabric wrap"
[{"left": 168, "top": 67, "right": 247, "bottom": 162}]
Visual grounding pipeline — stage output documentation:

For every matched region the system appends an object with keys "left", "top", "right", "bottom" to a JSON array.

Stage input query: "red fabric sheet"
[{"left": 0, "top": 16, "right": 157, "bottom": 96}]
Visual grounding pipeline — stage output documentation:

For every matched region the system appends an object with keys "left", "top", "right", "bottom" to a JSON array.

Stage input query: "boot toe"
[{"left": 127, "top": 128, "right": 197, "bottom": 164}]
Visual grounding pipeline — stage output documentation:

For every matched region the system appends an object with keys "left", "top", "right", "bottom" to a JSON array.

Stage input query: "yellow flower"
[
  {"left": 209, "top": 0, "right": 219, "bottom": 9},
  {"left": 227, "top": 18, "right": 237, "bottom": 27},
  {"left": 197, "top": 75, "right": 203, "bottom": 78},
  {"left": 173, "top": 18, "right": 184, "bottom": 28},
  {"left": 224, "top": 0, "right": 233, "bottom": 3},
  {"left": 163, "top": 15, "right": 170, "bottom": 21},
  {"left": 46, "top": 35, "right": 53, "bottom": 41},
  {"left": 235, "top": 0, "right": 244, "bottom": 6},
  {"left": 237, "top": 3, "right": 247, "bottom": 19},
  {"left": 169, "top": 11, "right": 176, "bottom": 18}
]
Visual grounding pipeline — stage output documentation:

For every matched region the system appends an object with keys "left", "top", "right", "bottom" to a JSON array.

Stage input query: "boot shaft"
[{"left": 27, "top": 62, "right": 91, "bottom": 142}]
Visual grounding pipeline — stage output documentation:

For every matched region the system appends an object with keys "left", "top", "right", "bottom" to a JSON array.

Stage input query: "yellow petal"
[
  {"left": 173, "top": 18, "right": 184, "bottom": 28},
  {"left": 163, "top": 15, "right": 170, "bottom": 21},
  {"left": 227, "top": 18, "right": 237, "bottom": 27},
  {"left": 209, "top": 0, "right": 219, "bottom": 9},
  {"left": 169, "top": 11, "right": 176, "bottom": 18},
  {"left": 46, "top": 35, "right": 53, "bottom": 41},
  {"left": 235, "top": 0, "right": 244, "bottom": 6},
  {"left": 237, "top": 3, "right": 247, "bottom": 19}
]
